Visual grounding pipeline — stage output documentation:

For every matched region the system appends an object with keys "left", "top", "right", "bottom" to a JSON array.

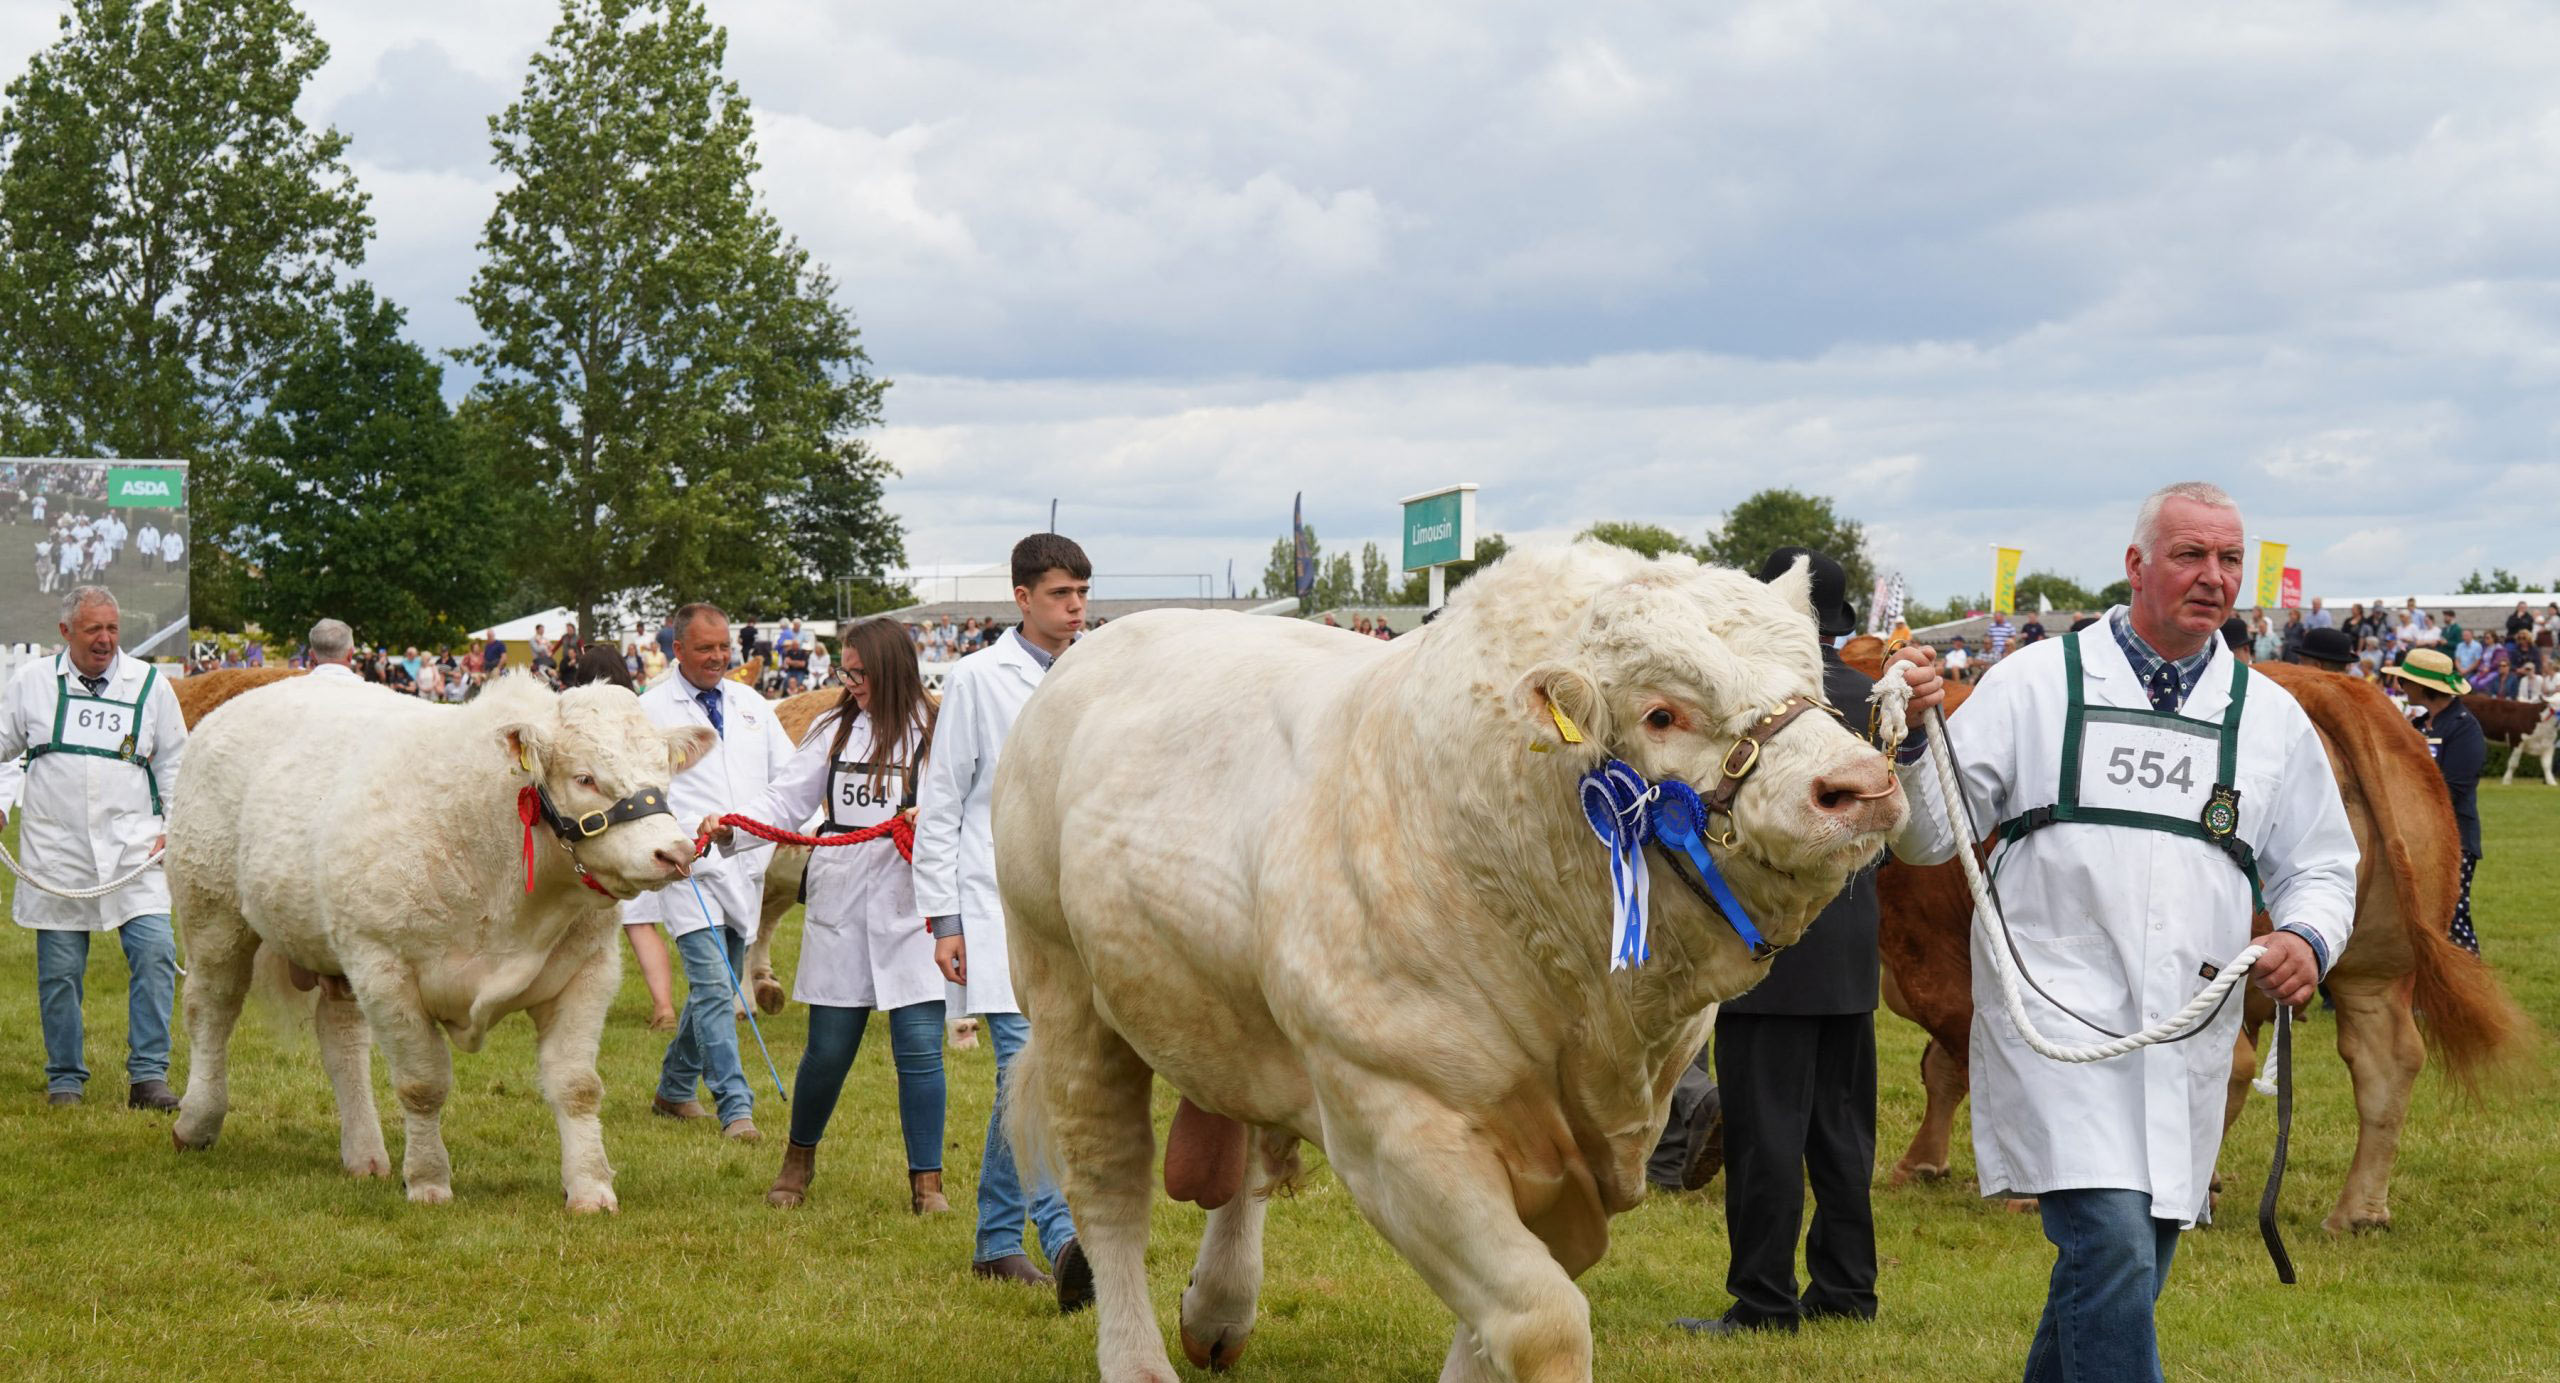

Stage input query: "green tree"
[
  {"left": 238, "top": 285, "right": 505, "bottom": 646},
  {"left": 2457, "top": 567, "right": 2525, "bottom": 595},
  {"left": 2012, "top": 570, "right": 2097, "bottom": 614},
  {"left": 460, "top": 0, "right": 892, "bottom": 637},
  {"left": 1578, "top": 520, "right": 1695, "bottom": 561},
  {"left": 1316, "top": 552, "right": 1358, "bottom": 613},
  {"left": 2096, "top": 578, "right": 2131, "bottom": 608},
  {"left": 1358, "top": 541, "right": 1394, "bottom": 604},
  {"left": 1698, "top": 489, "right": 1874, "bottom": 595},
  {"left": 776, "top": 439, "right": 906, "bottom": 618},
  {"left": 0, "top": 0, "right": 372, "bottom": 553}
]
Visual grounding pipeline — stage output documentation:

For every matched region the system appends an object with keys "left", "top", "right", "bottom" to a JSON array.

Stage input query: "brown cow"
[
  {"left": 1858, "top": 648, "right": 2531, "bottom": 1233},
  {"left": 174, "top": 667, "right": 305, "bottom": 725},
  {"left": 2464, "top": 690, "right": 2548, "bottom": 746}
]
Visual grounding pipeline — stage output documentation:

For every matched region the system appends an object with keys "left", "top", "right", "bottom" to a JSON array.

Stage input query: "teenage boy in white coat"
[
  {"left": 0, "top": 586, "right": 188, "bottom": 1108},
  {"left": 1884, "top": 482, "right": 2356, "bottom": 1383},
  {"left": 915, "top": 532, "right": 1091, "bottom": 1307},
  {"left": 622, "top": 603, "right": 795, "bottom": 1142}
]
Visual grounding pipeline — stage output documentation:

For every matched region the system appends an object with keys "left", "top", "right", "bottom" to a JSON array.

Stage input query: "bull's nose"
[
  {"left": 652, "top": 847, "right": 693, "bottom": 879},
  {"left": 1810, "top": 757, "right": 1901, "bottom": 831}
]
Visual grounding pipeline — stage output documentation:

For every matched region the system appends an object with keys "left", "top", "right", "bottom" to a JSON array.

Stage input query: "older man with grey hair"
[
  {"left": 0, "top": 586, "right": 190, "bottom": 1108},
  {"left": 307, "top": 619, "right": 360, "bottom": 682}
]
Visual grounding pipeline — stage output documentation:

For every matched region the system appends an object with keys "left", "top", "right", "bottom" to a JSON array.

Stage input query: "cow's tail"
[
  {"left": 1003, "top": 1030, "right": 1067, "bottom": 1189},
  {"left": 2404, "top": 895, "right": 2535, "bottom": 1094}
]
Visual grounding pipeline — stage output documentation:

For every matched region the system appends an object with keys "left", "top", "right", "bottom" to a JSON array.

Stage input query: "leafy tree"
[
  {"left": 1902, "top": 593, "right": 1987, "bottom": 629},
  {"left": 775, "top": 439, "right": 906, "bottom": 619},
  {"left": 2096, "top": 578, "right": 2131, "bottom": 608},
  {"left": 1579, "top": 521, "right": 1695, "bottom": 561},
  {"left": 1358, "top": 541, "right": 1395, "bottom": 604},
  {"left": 2012, "top": 570, "right": 2097, "bottom": 614},
  {"left": 1400, "top": 532, "right": 1509, "bottom": 603},
  {"left": 1698, "top": 489, "right": 1875, "bottom": 596},
  {"left": 1316, "top": 552, "right": 1358, "bottom": 612},
  {"left": 0, "top": 0, "right": 372, "bottom": 552},
  {"left": 2457, "top": 567, "right": 2526, "bottom": 595},
  {"left": 238, "top": 286, "right": 505, "bottom": 646},
  {"left": 460, "top": 0, "right": 893, "bottom": 637}
]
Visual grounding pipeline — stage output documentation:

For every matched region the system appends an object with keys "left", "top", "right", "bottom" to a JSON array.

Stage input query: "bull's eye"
[
  {"left": 1644, "top": 708, "right": 1675, "bottom": 730},
  {"left": 575, "top": 774, "right": 598, "bottom": 790}
]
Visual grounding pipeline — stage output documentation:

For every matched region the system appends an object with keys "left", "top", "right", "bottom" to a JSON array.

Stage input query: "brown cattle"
[
  {"left": 2465, "top": 691, "right": 2548, "bottom": 745},
  {"left": 174, "top": 667, "right": 305, "bottom": 726},
  {"left": 1855, "top": 647, "right": 2531, "bottom": 1233}
]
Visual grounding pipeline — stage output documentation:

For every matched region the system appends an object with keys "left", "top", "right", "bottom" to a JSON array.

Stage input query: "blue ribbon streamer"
[{"left": 1577, "top": 758, "right": 1768, "bottom": 967}]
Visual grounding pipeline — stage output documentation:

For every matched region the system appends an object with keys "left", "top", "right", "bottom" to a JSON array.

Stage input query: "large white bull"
[
  {"left": 165, "top": 675, "right": 713, "bottom": 1211},
  {"left": 997, "top": 544, "right": 1908, "bottom": 1383}
]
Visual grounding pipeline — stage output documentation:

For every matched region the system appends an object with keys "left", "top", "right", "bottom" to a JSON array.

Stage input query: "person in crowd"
[
  {"left": 529, "top": 625, "right": 556, "bottom": 684},
  {"left": 307, "top": 619, "right": 362, "bottom": 681},
  {"left": 0, "top": 587, "right": 188, "bottom": 1109},
  {"left": 2356, "top": 634, "right": 2384, "bottom": 679},
  {"left": 1881, "top": 482, "right": 2353, "bottom": 1383},
  {"left": 621, "top": 603, "right": 795, "bottom": 1138},
  {"left": 2018, "top": 612, "right": 2047, "bottom": 648},
  {"left": 917, "top": 533, "right": 1091, "bottom": 1307},
  {"left": 1941, "top": 635, "right": 1972, "bottom": 683},
  {"left": 482, "top": 631, "right": 507, "bottom": 673},
  {"left": 2304, "top": 596, "right": 2332, "bottom": 629},
  {"left": 1670, "top": 548, "right": 1932, "bottom": 1339},
  {"left": 2383, "top": 650, "right": 2484, "bottom": 953},
  {"left": 2505, "top": 600, "right": 2534, "bottom": 641},
  {"left": 708, "top": 618, "right": 947, "bottom": 1213},
  {"left": 2499, "top": 629, "right": 2540, "bottom": 697},
  {"left": 1986, "top": 611, "right": 2015, "bottom": 662},
  {"left": 808, "top": 636, "right": 833, "bottom": 687},
  {"left": 2296, "top": 625, "right": 2357, "bottom": 672},
  {"left": 2454, "top": 625, "right": 2486, "bottom": 679},
  {"left": 568, "top": 644, "right": 635, "bottom": 690},
  {"left": 2250, "top": 614, "right": 2281, "bottom": 663},
  {"left": 781, "top": 633, "right": 813, "bottom": 693},
  {"left": 738, "top": 620, "right": 761, "bottom": 665}
]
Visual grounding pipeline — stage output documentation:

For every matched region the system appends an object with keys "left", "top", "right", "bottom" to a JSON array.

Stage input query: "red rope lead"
[{"left": 695, "top": 812, "right": 915, "bottom": 862}]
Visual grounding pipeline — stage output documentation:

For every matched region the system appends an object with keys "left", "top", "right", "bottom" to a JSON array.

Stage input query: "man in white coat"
[
  {"left": 1885, "top": 482, "right": 2356, "bottom": 1383},
  {"left": 0, "top": 586, "right": 188, "bottom": 1108},
  {"left": 916, "top": 532, "right": 1090, "bottom": 1305},
  {"left": 622, "top": 602, "right": 795, "bottom": 1142},
  {"left": 307, "top": 619, "right": 363, "bottom": 681}
]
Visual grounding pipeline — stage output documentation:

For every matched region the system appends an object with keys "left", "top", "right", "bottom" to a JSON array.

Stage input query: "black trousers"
[{"left": 1714, "top": 1011, "right": 1879, "bottom": 1323}]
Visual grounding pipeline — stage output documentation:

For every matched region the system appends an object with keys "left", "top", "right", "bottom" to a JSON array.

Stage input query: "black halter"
[{"left": 531, "top": 781, "right": 674, "bottom": 842}]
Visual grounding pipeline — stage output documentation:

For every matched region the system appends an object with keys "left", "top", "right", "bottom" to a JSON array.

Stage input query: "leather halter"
[
  {"left": 1698, "top": 693, "right": 1840, "bottom": 843},
  {"left": 531, "top": 781, "right": 674, "bottom": 843}
]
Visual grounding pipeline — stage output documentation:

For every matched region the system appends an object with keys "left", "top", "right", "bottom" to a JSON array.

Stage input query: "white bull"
[
  {"left": 997, "top": 544, "right": 1907, "bottom": 1383},
  {"left": 165, "top": 675, "right": 713, "bottom": 1211}
]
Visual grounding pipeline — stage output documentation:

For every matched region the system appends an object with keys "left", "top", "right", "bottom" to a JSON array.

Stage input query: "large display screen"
[{"left": 0, "top": 459, "right": 189, "bottom": 655}]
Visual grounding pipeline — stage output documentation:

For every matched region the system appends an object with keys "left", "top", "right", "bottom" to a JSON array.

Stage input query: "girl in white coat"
[{"left": 707, "top": 618, "right": 945, "bottom": 1212}]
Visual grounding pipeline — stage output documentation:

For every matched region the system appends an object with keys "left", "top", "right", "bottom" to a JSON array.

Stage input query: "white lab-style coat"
[
  {"left": 913, "top": 631, "right": 1049, "bottom": 1015},
  {"left": 0, "top": 651, "right": 188, "bottom": 931},
  {"left": 619, "top": 674, "right": 795, "bottom": 941},
  {"left": 742, "top": 706, "right": 938, "bottom": 1010},
  {"left": 307, "top": 662, "right": 363, "bottom": 683},
  {"left": 1892, "top": 617, "right": 2358, "bottom": 1226}
]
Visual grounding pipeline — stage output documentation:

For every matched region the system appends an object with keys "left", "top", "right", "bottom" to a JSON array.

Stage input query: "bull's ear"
[
  {"left": 498, "top": 723, "right": 546, "bottom": 779},
  {"left": 1515, "top": 663, "right": 1610, "bottom": 759},
  {"left": 1771, "top": 553, "right": 1816, "bottom": 626},
  {"left": 664, "top": 725, "right": 717, "bottom": 775}
]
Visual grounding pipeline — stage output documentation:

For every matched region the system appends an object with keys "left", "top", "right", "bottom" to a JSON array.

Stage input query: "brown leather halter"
[{"left": 1697, "top": 693, "right": 1841, "bottom": 845}]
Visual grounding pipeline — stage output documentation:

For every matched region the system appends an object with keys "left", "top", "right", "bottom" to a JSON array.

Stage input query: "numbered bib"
[
  {"left": 2075, "top": 708, "right": 2213, "bottom": 819},
  {"left": 60, "top": 696, "right": 137, "bottom": 757},
  {"left": 827, "top": 760, "right": 903, "bottom": 829}
]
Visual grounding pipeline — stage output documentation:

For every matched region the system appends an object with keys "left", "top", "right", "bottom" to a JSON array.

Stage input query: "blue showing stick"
[{"left": 688, "top": 876, "right": 788, "bottom": 1102}]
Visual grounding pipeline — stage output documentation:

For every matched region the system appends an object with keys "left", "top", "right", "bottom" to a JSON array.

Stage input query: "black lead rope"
[{"left": 2257, "top": 1004, "right": 2296, "bottom": 1284}]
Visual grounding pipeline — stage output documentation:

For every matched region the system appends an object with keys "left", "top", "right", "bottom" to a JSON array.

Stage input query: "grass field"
[{"left": 0, "top": 790, "right": 2552, "bottom": 1381}]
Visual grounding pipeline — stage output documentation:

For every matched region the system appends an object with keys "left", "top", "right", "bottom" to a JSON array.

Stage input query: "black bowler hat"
[
  {"left": 2298, "top": 626, "right": 2356, "bottom": 667},
  {"left": 1754, "top": 546, "right": 1860, "bottom": 639},
  {"left": 2221, "top": 616, "right": 2251, "bottom": 653}
]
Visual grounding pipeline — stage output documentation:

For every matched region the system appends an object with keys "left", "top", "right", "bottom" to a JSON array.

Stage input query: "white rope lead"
[
  {"left": 1872, "top": 663, "right": 2266, "bottom": 1064},
  {"left": 0, "top": 842, "right": 165, "bottom": 900}
]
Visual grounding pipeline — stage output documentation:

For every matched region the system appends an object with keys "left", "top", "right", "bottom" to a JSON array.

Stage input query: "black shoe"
[
  {"left": 1672, "top": 1310, "right": 1797, "bottom": 1337},
  {"left": 1798, "top": 1304, "right": 1876, "bottom": 1325},
  {"left": 1053, "top": 1238, "right": 1094, "bottom": 1314},
  {"left": 1678, "top": 1084, "right": 1725, "bottom": 1191},
  {"left": 971, "top": 1254, "right": 1053, "bottom": 1287},
  {"left": 127, "top": 1079, "right": 179, "bottom": 1111},
  {"left": 46, "top": 1089, "right": 81, "bottom": 1107}
]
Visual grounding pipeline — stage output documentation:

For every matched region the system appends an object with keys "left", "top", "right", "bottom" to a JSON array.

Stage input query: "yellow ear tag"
[
  {"left": 1549, "top": 702, "right": 1585, "bottom": 745},
  {"left": 518, "top": 746, "right": 534, "bottom": 774}
]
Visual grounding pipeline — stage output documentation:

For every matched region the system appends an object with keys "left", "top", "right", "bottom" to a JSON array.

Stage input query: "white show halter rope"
[
  {"left": 0, "top": 841, "right": 165, "bottom": 900},
  {"left": 1869, "top": 664, "right": 2269, "bottom": 1064}
]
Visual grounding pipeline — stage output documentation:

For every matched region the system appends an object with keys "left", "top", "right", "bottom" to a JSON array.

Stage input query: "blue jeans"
[
  {"left": 36, "top": 916, "right": 177, "bottom": 1092},
  {"left": 789, "top": 999, "right": 946, "bottom": 1169},
  {"left": 2023, "top": 1188, "right": 2181, "bottom": 1383},
  {"left": 976, "top": 1012, "right": 1076, "bottom": 1264},
  {"left": 658, "top": 926, "right": 753, "bottom": 1124}
]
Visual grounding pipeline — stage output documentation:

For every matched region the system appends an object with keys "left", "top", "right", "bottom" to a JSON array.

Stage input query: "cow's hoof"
[
  {"left": 172, "top": 1126, "right": 214, "bottom": 1153},
  {"left": 753, "top": 977, "right": 785, "bottom": 1015},
  {"left": 567, "top": 1189, "right": 619, "bottom": 1215},
  {"left": 2328, "top": 1211, "right": 2390, "bottom": 1234},
  {"left": 171, "top": 1117, "right": 218, "bottom": 1152},
  {"left": 407, "top": 1183, "right": 454, "bottom": 1206},
  {"left": 343, "top": 1154, "right": 392, "bottom": 1179},
  {"left": 1181, "top": 1322, "right": 1253, "bottom": 1372}
]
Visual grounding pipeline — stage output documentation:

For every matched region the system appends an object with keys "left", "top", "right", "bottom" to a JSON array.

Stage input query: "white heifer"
[
  {"left": 997, "top": 544, "right": 1907, "bottom": 1383},
  {"left": 166, "top": 675, "right": 713, "bottom": 1211}
]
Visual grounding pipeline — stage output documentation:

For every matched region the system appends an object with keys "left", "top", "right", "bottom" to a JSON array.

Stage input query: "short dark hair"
[{"left": 1011, "top": 533, "right": 1091, "bottom": 591}]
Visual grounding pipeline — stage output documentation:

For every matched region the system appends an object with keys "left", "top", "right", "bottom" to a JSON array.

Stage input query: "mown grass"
[{"left": 0, "top": 790, "right": 2553, "bottom": 1381}]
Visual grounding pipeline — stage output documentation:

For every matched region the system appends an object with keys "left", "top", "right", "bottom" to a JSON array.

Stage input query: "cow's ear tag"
[
  {"left": 1549, "top": 702, "right": 1585, "bottom": 745},
  {"left": 517, "top": 744, "right": 534, "bottom": 775}
]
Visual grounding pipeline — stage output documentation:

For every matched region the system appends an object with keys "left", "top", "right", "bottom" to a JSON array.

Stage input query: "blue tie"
[
  {"left": 2147, "top": 663, "right": 2183, "bottom": 714},
  {"left": 698, "top": 688, "right": 725, "bottom": 737}
]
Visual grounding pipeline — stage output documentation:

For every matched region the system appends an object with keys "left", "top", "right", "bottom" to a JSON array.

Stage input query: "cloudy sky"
[{"left": 8, "top": 0, "right": 2560, "bottom": 604}]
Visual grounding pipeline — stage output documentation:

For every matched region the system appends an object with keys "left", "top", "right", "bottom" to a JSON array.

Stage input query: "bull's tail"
[
  {"left": 2404, "top": 889, "right": 2536, "bottom": 1093},
  {"left": 1002, "top": 1030, "right": 1067, "bottom": 1189}
]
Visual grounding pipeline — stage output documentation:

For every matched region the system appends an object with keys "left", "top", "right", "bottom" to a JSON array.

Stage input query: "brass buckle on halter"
[
  {"left": 573, "top": 810, "right": 610, "bottom": 839},
  {"left": 1719, "top": 736, "right": 1761, "bottom": 782}
]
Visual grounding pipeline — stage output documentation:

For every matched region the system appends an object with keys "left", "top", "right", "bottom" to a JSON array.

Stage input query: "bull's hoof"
[
  {"left": 1888, "top": 1162, "right": 1948, "bottom": 1187},
  {"left": 567, "top": 1188, "right": 619, "bottom": 1215},
  {"left": 753, "top": 977, "right": 786, "bottom": 1015},
  {"left": 406, "top": 1182, "right": 454, "bottom": 1206},
  {"left": 172, "top": 1126, "right": 214, "bottom": 1153},
  {"left": 2327, "top": 1211, "right": 2391, "bottom": 1235},
  {"left": 1181, "top": 1323, "right": 1253, "bottom": 1372},
  {"left": 343, "top": 1154, "right": 392, "bottom": 1179}
]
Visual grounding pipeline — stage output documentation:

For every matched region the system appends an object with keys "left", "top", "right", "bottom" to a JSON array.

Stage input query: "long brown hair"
[{"left": 826, "top": 617, "right": 934, "bottom": 797}]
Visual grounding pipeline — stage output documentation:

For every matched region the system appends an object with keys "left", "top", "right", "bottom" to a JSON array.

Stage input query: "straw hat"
[{"left": 2380, "top": 647, "right": 2466, "bottom": 698}]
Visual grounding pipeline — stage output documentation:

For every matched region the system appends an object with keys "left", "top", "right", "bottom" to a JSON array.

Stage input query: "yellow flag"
[
  {"left": 2255, "top": 540, "right": 2287, "bottom": 609},
  {"left": 1991, "top": 547, "right": 2024, "bottom": 614}
]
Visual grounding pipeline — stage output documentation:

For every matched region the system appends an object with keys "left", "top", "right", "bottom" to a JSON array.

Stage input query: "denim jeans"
[
  {"left": 2023, "top": 1188, "right": 2181, "bottom": 1383},
  {"left": 789, "top": 999, "right": 946, "bottom": 1169},
  {"left": 658, "top": 925, "right": 754, "bottom": 1124},
  {"left": 35, "top": 916, "right": 177, "bottom": 1092},
  {"left": 975, "top": 1012, "right": 1076, "bottom": 1264}
]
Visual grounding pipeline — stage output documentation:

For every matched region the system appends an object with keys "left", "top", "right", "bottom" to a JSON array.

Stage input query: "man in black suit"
[{"left": 1674, "top": 546, "right": 1886, "bottom": 1338}]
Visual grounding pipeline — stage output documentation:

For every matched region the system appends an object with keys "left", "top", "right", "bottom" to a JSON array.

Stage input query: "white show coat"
[
  {"left": 742, "top": 707, "right": 939, "bottom": 1010},
  {"left": 619, "top": 674, "right": 795, "bottom": 941},
  {"left": 308, "top": 661, "right": 363, "bottom": 683},
  {"left": 1892, "top": 617, "right": 2357, "bottom": 1226},
  {"left": 0, "top": 651, "right": 188, "bottom": 930},
  {"left": 912, "top": 631, "right": 1049, "bottom": 1015}
]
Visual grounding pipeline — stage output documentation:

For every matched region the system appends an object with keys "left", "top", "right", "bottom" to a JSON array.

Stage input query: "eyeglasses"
[{"left": 844, "top": 667, "right": 867, "bottom": 682}]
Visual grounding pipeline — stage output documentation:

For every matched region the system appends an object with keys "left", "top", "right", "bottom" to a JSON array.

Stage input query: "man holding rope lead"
[
  {"left": 1879, "top": 482, "right": 2355, "bottom": 1383},
  {"left": 0, "top": 586, "right": 188, "bottom": 1109}
]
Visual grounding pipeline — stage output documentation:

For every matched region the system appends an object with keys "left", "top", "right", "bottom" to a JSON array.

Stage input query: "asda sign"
[{"left": 107, "top": 467, "right": 185, "bottom": 508}]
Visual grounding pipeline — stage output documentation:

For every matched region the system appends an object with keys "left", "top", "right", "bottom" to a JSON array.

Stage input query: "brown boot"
[
  {"left": 767, "top": 1140, "right": 816, "bottom": 1208},
  {"left": 909, "top": 1168, "right": 949, "bottom": 1214}
]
